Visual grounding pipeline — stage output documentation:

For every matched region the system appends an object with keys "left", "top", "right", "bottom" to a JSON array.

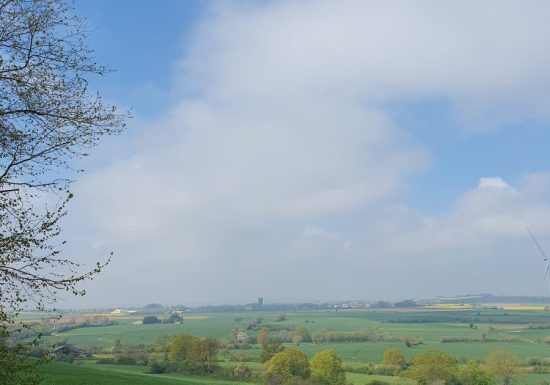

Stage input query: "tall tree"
[
  {"left": 0, "top": 0, "right": 127, "bottom": 322},
  {"left": 188, "top": 338, "right": 220, "bottom": 374},
  {"left": 403, "top": 349, "right": 457, "bottom": 385},
  {"left": 485, "top": 349, "right": 518, "bottom": 385},
  {"left": 458, "top": 361, "right": 495, "bottom": 385},
  {"left": 265, "top": 348, "right": 310, "bottom": 384},
  {"left": 0, "top": 0, "right": 127, "bottom": 382},
  {"left": 310, "top": 349, "right": 346, "bottom": 385},
  {"left": 382, "top": 347, "right": 407, "bottom": 369}
]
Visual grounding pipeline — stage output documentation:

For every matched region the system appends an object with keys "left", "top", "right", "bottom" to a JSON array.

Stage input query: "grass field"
[
  {"left": 32, "top": 307, "right": 550, "bottom": 384},
  {"left": 39, "top": 362, "right": 252, "bottom": 385},
  {"left": 38, "top": 361, "right": 550, "bottom": 385},
  {"left": 48, "top": 309, "right": 550, "bottom": 359}
]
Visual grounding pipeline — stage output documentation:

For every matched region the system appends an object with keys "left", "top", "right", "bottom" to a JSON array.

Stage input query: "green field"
[
  {"left": 34, "top": 308, "right": 550, "bottom": 384},
  {"left": 39, "top": 362, "right": 251, "bottom": 385},
  {"left": 48, "top": 309, "right": 550, "bottom": 359}
]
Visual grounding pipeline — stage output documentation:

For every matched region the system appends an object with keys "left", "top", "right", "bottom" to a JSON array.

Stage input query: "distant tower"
[{"left": 258, "top": 297, "right": 263, "bottom": 307}]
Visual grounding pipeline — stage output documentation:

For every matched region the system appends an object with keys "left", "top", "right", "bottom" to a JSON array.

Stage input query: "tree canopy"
[
  {"left": 0, "top": 0, "right": 127, "bottom": 381},
  {"left": 485, "top": 349, "right": 518, "bottom": 385},
  {"left": 265, "top": 348, "right": 310, "bottom": 381},
  {"left": 403, "top": 349, "right": 457, "bottom": 385},
  {"left": 0, "top": 0, "right": 128, "bottom": 319},
  {"left": 310, "top": 349, "right": 346, "bottom": 385}
]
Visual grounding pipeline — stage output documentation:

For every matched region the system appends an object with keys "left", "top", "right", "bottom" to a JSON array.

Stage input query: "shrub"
[
  {"left": 149, "top": 361, "right": 166, "bottom": 374},
  {"left": 366, "top": 380, "right": 390, "bottom": 385},
  {"left": 143, "top": 316, "right": 160, "bottom": 324}
]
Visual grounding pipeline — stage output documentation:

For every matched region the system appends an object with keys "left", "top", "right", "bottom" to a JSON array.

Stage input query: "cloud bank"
[{"left": 65, "top": 1, "right": 550, "bottom": 306}]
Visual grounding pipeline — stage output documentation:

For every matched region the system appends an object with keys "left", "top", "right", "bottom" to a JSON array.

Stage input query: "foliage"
[
  {"left": 292, "top": 326, "right": 312, "bottom": 345},
  {"left": 265, "top": 348, "right": 310, "bottom": 383},
  {"left": 257, "top": 327, "right": 271, "bottom": 347},
  {"left": 458, "top": 361, "right": 495, "bottom": 385},
  {"left": 54, "top": 317, "right": 117, "bottom": 333},
  {"left": 0, "top": 0, "right": 127, "bottom": 382},
  {"left": 485, "top": 349, "right": 519, "bottom": 385},
  {"left": 233, "top": 363, "right": 256, "bottom": 382},
  {"left": 257, "top": 327, "right": 285, "bottom": 363},
  {"left": 142, "top": 316, "right": 160, "bottom": 325},
  {"left": 164, "top": 313, "right": 183, "bottom": 324},
  {"left": 366, "top": 380, "right": 391, "bottom": 385},
  {"left": 169, "top": 333, "right": 200, "bottom": 364},
  {"left": 403, "top": 336, "right": 423, "bottom": 347},
  {"left": 403, "top": 349, "right": 457, "bottom": 385},
  {"left": 189, "top": 338, "right": 220, "bottom": 373},
  {"left": 382, "top": 348, "right": 406, "bottom": 369},
  {"left": 0, "top": 0, "right": 126, "bottom": 317},
  {"left": 310, "top": 349, "right": 346, "bottom": 385},
  {"left": 311, "top": 330, "right": 369, "bottom": 343},
  {"left": 148, "top": 360, "right": 166, "bottom": 374},
  {"left": 167, "top": 333, "right": 220, "bottom": 374},
  {"left": 0, "top": 338, "right": 42, "bottom": 385}
]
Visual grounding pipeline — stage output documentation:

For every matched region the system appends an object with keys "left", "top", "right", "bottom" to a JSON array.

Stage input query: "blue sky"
[
  {"left": 76, "top": 0, "right": 203, "bottom": 116},
  {"left": 65, "top": 1, "right": 550, "bottom": 306}
]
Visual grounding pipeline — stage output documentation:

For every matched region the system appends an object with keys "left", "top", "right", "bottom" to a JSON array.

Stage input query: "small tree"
[
  {"left": 403, "top": 349, "right": 457, "bottom": 385},
  {"left": 257, "top": 327, "right": 271, "bottom": 347},
  {"left": 265, "top": 348, "right": 310, "bottom": 384},
  {"left": 310, "top": 349, "right": 345, "bottom": 385},
  {"left": 169, "top": 334, "right": 199, "bottom": 364},
  {"left": 142, "top": 316, "right": 159, "bottom": 325},
  {"left": 312, "top": 329, "right": 328, "bottom": 344},
  {"left": 188, "top": 338, "right": 219, "bottom": 374},
  {"left": 485, "top": 349, "right": 518, "bottom": 385},
  {"left": 261, "top": 338, "right": 285, "bottom": 363},
  {"left": 382, "top": 348, "right": 406, "bottom": 369},
  {"left": 293, "top": 326, "right": 312, "bottom": 345},
  {"left": 458, "top": 361, "right": 495, "bottom": 385}
]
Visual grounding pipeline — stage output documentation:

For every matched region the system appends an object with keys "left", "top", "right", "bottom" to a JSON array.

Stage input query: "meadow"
[{"left": 31, "top": 307, "right": 550, "bottom": 385}]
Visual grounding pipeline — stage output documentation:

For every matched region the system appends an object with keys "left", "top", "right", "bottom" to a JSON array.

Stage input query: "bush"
[
  {"left": 366, "top": 380, "right": 390, "bottom": 385},
  {"left": 143, "top": 316, "right": 160, "bottom": 324},
  {"left": 149, "top": 361, "right": 167, "bottom": 374},
  {"left": 164, "top": 313, "right": 183, "bottom": 324},
  {"left": 233, "top": 363, "right": 256, "bottom": 382}
]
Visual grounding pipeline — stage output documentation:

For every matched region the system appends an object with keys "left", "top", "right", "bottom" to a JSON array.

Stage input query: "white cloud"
[
  {"left": 63, "top": 1, "right": 550, "bottom": 306},
  {"left": 478, "top": 177, "right": 512, "bottom": 190}
]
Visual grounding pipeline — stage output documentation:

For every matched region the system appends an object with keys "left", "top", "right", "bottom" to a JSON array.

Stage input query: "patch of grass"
[{"left": 39, "top": 362, "right": 254, "bottom": 385}]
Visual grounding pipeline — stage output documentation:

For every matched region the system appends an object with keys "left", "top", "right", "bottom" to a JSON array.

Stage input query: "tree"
[
  {"left": 154, "top": 335, "right": 171, "bottom": 363},
  {"left": 292, "top": 326, "right": 312, "bottom": 345},
  {"left": 458, "top": 361, "right": 495, "bottom": 385},
  {"left": 0, "top": 0, "right": 127, "bottom": 381},
  {"left": 169, "top": 334, "right": 199, "bottom": 365},
  {"left": 257, "top": 327, "right": 284, "bottom": 363},
  {"left": 261, "top": 338, "right": 285, "bottom": 363},
  {"left": 265, "top": 348, "right": 310, "bottom": 383},
  {"left": 257, "top": 327, "right": 271, "bottom": 347},
  {"left": 164, "top": 313, "right": 183, "bottom": 324},
  {"left": 312, "top": 329, "right": 328, "bottom": 344},
  {"left": 310, "top": 349, "right": 346, "bottom": 385},
  {"left": 382, "top": 348, "right": 406, "bottom": 369},
  {"left": 403, "top": 349, "right": 457, "bottom": 385},
  {"left": 188, "top": 337, "right": 219, "bottom": 374},
  {"left": 485, "top": 349, "right": 518, "bottom": 385},
  {"left": 142, "top": 316, "right": 160, "bottom": 325}
]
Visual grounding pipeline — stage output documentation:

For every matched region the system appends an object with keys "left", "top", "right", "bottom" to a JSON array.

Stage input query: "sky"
[{"left": 61, "top": 0, "right": 550, "bottom": 307}]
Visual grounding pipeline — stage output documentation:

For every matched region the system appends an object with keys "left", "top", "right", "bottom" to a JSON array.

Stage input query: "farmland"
[{"left": 23, "top": 306, "right": 550, "bottom": 384}]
